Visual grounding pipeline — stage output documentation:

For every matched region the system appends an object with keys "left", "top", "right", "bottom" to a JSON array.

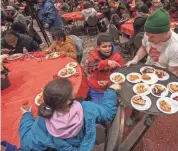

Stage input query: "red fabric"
[
  {"left": 87, "top": 48, "right": 124, "bottom": 92},
  {"left": 1, "top": 54, "right": 89, "bottom": 147}
]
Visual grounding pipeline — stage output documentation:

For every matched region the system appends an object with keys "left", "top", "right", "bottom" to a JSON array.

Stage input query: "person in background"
[
  {"left": 127, "top": 9, "right": 178, "bottom": 77},
  {"left": 168, "top": 2, "right": 178, "bottom": 21},
  {"left": 149, "top": 0, "right": 163, "bottom": 12},
  {"left": 161, "top": 0, "right": 170, "bottom": 10},
  {"left": 82, "top": 2, "right": 97, "bottom": 22},
  {"left": 87, "top": 35, "right": 124, "bottom": 104},
  {"left": 45, "top": 28, "right": 77, "bottom": 60},
  {"left": 19, "top": 78, "right": 120, "bottom": 151},
  {"left": 5, "top": 5, "right": 27, "bottom": 27},
  {"left": 117, "top": 3, "right": 131, "bottom": 19},
  {"left": 1, "top": 30, "right": 41, "bottom": 54}
]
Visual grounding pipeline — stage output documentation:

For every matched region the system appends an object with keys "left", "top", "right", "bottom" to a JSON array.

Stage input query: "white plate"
[
  {"left": 170, "top": 92, "right": 178, "bottom": 106},
  {"left": 0, "top": 54, "right": 9, "bottom": 60},
  {"left": 133, "top": 83, "right": 151, "bottom": 95},
  {"left": 140, "top": 66, "right": 155, "bottom": 74},
  {"left": 58, "top": 67, "right": 76, "bottom": 78},
  {"left": 35, "top": 92, "right": 43, "bottom": 106},
  {"left": 151, "top": 84, "right": 168, "bottom": 98},
  {"left": 7, "top": 53, "right": 22, "bottom": 60},
  {"left": 167, "top": 82, "right": 178, "bottom": 93},
  {"left": 126, "top": 73, "right": 141, "bottom": 83},
  {"left": 110, "top": 73, "right": 125, "bottom": 84},
  {"left": 46, "top": 52, "right": 60, "bottom": 59},
  {"left": 155, "top": 70, "right": 170, "bottom": 81},
  {"left": 131, "top": 95, "right": 152, "bottom": 111},
  {"left": 66, "top": 62, "right": 78, "bottom": 68},
  {"left": 156, "top": 97, "right": 178, "bottom": 114},
  {"left": 141, "top": 73, "right": 158, "bottom": 85}
]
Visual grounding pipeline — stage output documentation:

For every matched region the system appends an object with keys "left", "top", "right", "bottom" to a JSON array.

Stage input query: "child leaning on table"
[
  {"left": 86, "top": 34, "right": 124, "bottom": 104},
  {"left": 19, "top": 78, "right": 120, "bottom": 151}
]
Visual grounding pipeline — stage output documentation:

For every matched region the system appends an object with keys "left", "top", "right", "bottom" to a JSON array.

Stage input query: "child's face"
[{"left": 99, "top": 42, "right": 112, "bottom": 56}]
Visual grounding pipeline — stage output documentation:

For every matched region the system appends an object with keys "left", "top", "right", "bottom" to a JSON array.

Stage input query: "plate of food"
[
  {"left": 167, "top": 82, "right": 178, "bottom": 93},
  {"left": 131, "top": 95, "right": 152, "bottom": 111},
  {"left": 126, "top": 73, "right": 141, "bottom": 83},
  {"left": 133, "top": 83, "right": 151, "bottom": 95},
  {"left": 66, "top": 62, "right": 78, "bottom": 68},
  {"left": 140, "top": 66, "right": 155, "bottom": 74},
  {"left": 170, "top": 92, "right": 178, "bottom": 106},
  {"left": 155, "top": 69, "right": 169, "bottom": 81},
  {"left": 141, "top": 73, "right": 158, "bottom": 85},
  {"left": 156, "top": 97, "right": 178, "bottom": 114},
  {"left": 7, "top": 53, "right": 22, "bottom": 60},
  {"left": 35, "top": 92, "right": 44, "bottom": 106},
  {"left": 151, "top": 84, "right": 168, "bottom": 97},
  {"left": 46, "top": 52, "right": 60, "bottom": 59},
  {"left": 110, "top": 73, "right": 125, "bottom": 84},
  {"left": 58, "top": 67, "right": 76, "bottom": 78}
]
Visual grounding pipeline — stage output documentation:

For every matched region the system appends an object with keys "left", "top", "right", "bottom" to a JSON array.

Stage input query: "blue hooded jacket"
[
  {"left": 19, "top": 89, "right": 118, "bottom": 151},
  {"left": 37, "top": 0, "right": 64, "bottom": 29}
]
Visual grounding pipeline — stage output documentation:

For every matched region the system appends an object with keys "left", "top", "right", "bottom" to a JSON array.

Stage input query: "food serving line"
[{"left": 109, "top": 64, "right": 178, "bottom": 150}]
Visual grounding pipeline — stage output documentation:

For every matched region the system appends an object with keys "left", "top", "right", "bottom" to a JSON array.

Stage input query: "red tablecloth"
[
  {"left": 62, "top": 11, "right": 104, "bottom": 21},
  {"left": 121, "top": 19, "right": 177, "bottom": 36},
  {"left": 1, "top": 55, "right": 89, "bottom": 147}
]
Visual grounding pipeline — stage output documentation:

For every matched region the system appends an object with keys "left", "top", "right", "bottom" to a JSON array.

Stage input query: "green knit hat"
[{"left": 144, "top": 9, "right": 170, "bottom": 34}]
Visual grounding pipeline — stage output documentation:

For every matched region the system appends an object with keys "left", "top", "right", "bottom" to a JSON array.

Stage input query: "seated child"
[
  {"left": 19, "top": 78, "right": 120, "bottom": 151},
  {"left": 87, "top": 35, "right": 124, "bottom": 104},
  {"left": 46, "top": 28, "right": 77, "bottom": 60}
]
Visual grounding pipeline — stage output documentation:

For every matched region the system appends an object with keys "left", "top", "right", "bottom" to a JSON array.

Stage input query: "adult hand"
[
  {"left": 109, "top": 83, "right": 121, "bottom": 91},
  {"left": 98, "top": 81, "right": 108, "bottom": 87},
  {"left": 108, "top": 60, "right": 121, "bottom": 69},
  {"left": 21, "top": 105, "right": 32, "bottom": 115},
  {"left": 44, "top": 23, "right": 49, "bottom": 29},
  {"left": 126, "top": 59, "right": 138, "bottom": 67}
]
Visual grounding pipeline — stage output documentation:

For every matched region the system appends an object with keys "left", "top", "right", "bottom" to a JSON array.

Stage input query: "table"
[
  {"left": 1, "top": 53, "right": 89, "bottom": 147},
  {"left": 62, "top": 11, "right": 104, "bottom": 21},
  {"left": 120, "top": 19, "right": 178, "bottom": 36},
  {"left": 114, "top": 64, "right": 178, "bottom": 150}
]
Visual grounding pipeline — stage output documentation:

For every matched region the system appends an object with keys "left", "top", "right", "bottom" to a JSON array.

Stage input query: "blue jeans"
[{"left": 89, "top": 88, "right": 104, "bottom": 104}]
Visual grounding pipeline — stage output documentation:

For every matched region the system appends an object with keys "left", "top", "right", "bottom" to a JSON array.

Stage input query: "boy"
[{"left": 87, "top": 35, "right": 124, "bottom": 104}]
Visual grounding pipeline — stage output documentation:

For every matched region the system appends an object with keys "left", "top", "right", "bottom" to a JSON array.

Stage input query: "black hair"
[
  {"left": 137, "top": 4, "right": 149, "bottom": 14},
  {"left": 11, "top": 22, "right": 27, "bottom": 34},
  {"left": 38, "top": 78, "right": 73, "bottom": 118},
  {"left": 83, "top": 2, "right": 91, "bottom": 9},
  {"left": 2, "top": 29, "right": 18, "bottom": 37},
  {"left": 51, "top": 27, "right": 66, "bottom": 41},
  {"left": 97, "top": 34, "right": 112, "bottom": 46}
]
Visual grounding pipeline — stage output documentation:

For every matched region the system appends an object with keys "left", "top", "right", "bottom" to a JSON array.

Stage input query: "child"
[
  {"left": 87, "top": 35, "right": 124, "bottom": 104},
  {"left": 46, "top": 28, "right": 77, "bottom": 60},
  {"left": 19, "top": 78, "right": 120, "bottom": 151}
]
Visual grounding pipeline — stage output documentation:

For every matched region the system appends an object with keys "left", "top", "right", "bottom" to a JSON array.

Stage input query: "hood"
[{"left": 45, "top": 101, "right": 84, "bottom": 139}]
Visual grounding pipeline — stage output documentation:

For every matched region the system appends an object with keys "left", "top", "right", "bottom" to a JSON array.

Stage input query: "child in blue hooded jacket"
[{"left": 19, "top": 78, "right": 120, "bottom": 151}]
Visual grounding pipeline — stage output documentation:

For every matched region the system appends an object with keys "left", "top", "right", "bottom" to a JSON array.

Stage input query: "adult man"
[
  {"left": 1, "top": 30, "right": 41, "bottom": 54},
  {"left": 127, "top": 8, "right": 178, "bottom": 76}
]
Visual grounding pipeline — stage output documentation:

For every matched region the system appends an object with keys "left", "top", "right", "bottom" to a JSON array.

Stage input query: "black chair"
[
  {"left": 134, "top": 32, "right": 144, "bottom": 50},
  {"left": 86, "top": 15, "right": 99, "bottom": 36}
]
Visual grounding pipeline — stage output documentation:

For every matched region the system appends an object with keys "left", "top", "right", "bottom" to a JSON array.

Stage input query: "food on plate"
[
  {"left": 112, "top": 75, "right": 123, "bottom": 83},
  {"left": 142, "top": 67, "right": 154, "bottom": 73},
  {"left": 132, "top": 96, "right": 146, "bottom": 105},
  {"left": 155, "top": 69, "right": 166, "bottom": 78},
  {"left": 169, "top": 84, "right": 178, "bottom": 93},
  {"left": 136, "top": 84, "right": 148, "bottom": 93},
  {"left": 67, "top": 62, "right": 77, "bottom": 68},
  {"left": 173, "top": 96, "right": 178, "bottom": 102},
  {"left": 7, "top": 54, "right": 22, "bottom": 60},
  {"left": 152, "top": 85, "right": 165, "bottom": 95},
  {"left": 67, "top": 68, "right": 75, "bottom": 75},
  {"left": 37, "top": 92, "right": 44, "bottom": 105},
  {"left": 59, "top": 68, "right": 76, "bottom": 77},
  {"left": 159, "top": 100, "right": 171, "bottom": 112},
  {"left": 60, "top": 68, "right": 68, "bottom": 76},
  {"left": 129, "top": 74, "right": 139, "bottom": 81},
  {"left": 142, "top": 74, "right": 151, "bottom": 80},
  {"left": 46, "top": 52, "right": 60, "bottom": 59}
]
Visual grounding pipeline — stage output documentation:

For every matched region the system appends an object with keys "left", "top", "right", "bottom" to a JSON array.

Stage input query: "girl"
[
  {"left": 87, "top": 35, "right": 124, "bottom": 104},
  {"left": 19, "top": 78, "right": 120, "bottom": 151}
]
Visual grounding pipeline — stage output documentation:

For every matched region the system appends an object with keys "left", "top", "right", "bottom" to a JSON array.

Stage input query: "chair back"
[
  {"left": 87, "top": 15, "right": 98, "bottom": 26},
  {"left": 134, "top": 32, "right": 144, "bottom": 49},
  {"left": 108, "top": 24, "right": 119, "bottom": 40}
]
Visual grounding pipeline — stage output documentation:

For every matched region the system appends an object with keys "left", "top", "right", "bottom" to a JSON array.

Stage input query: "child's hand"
[
  {"left": 108, "top": 60, "right": 121, "bottom": 69},
  {"left": 98, "top": 81, "right": 108, "bottom": 87},
  {"left": 21, "top": 105, "right": 32, "bottom": 115},
  {"left": 109, "top": 83, "right": 121, "bottom": 91}
]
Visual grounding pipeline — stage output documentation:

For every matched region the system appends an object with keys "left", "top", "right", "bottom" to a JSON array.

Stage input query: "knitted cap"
[{"left": 144, "top": 9, "right": 170, "bottom": 34}]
